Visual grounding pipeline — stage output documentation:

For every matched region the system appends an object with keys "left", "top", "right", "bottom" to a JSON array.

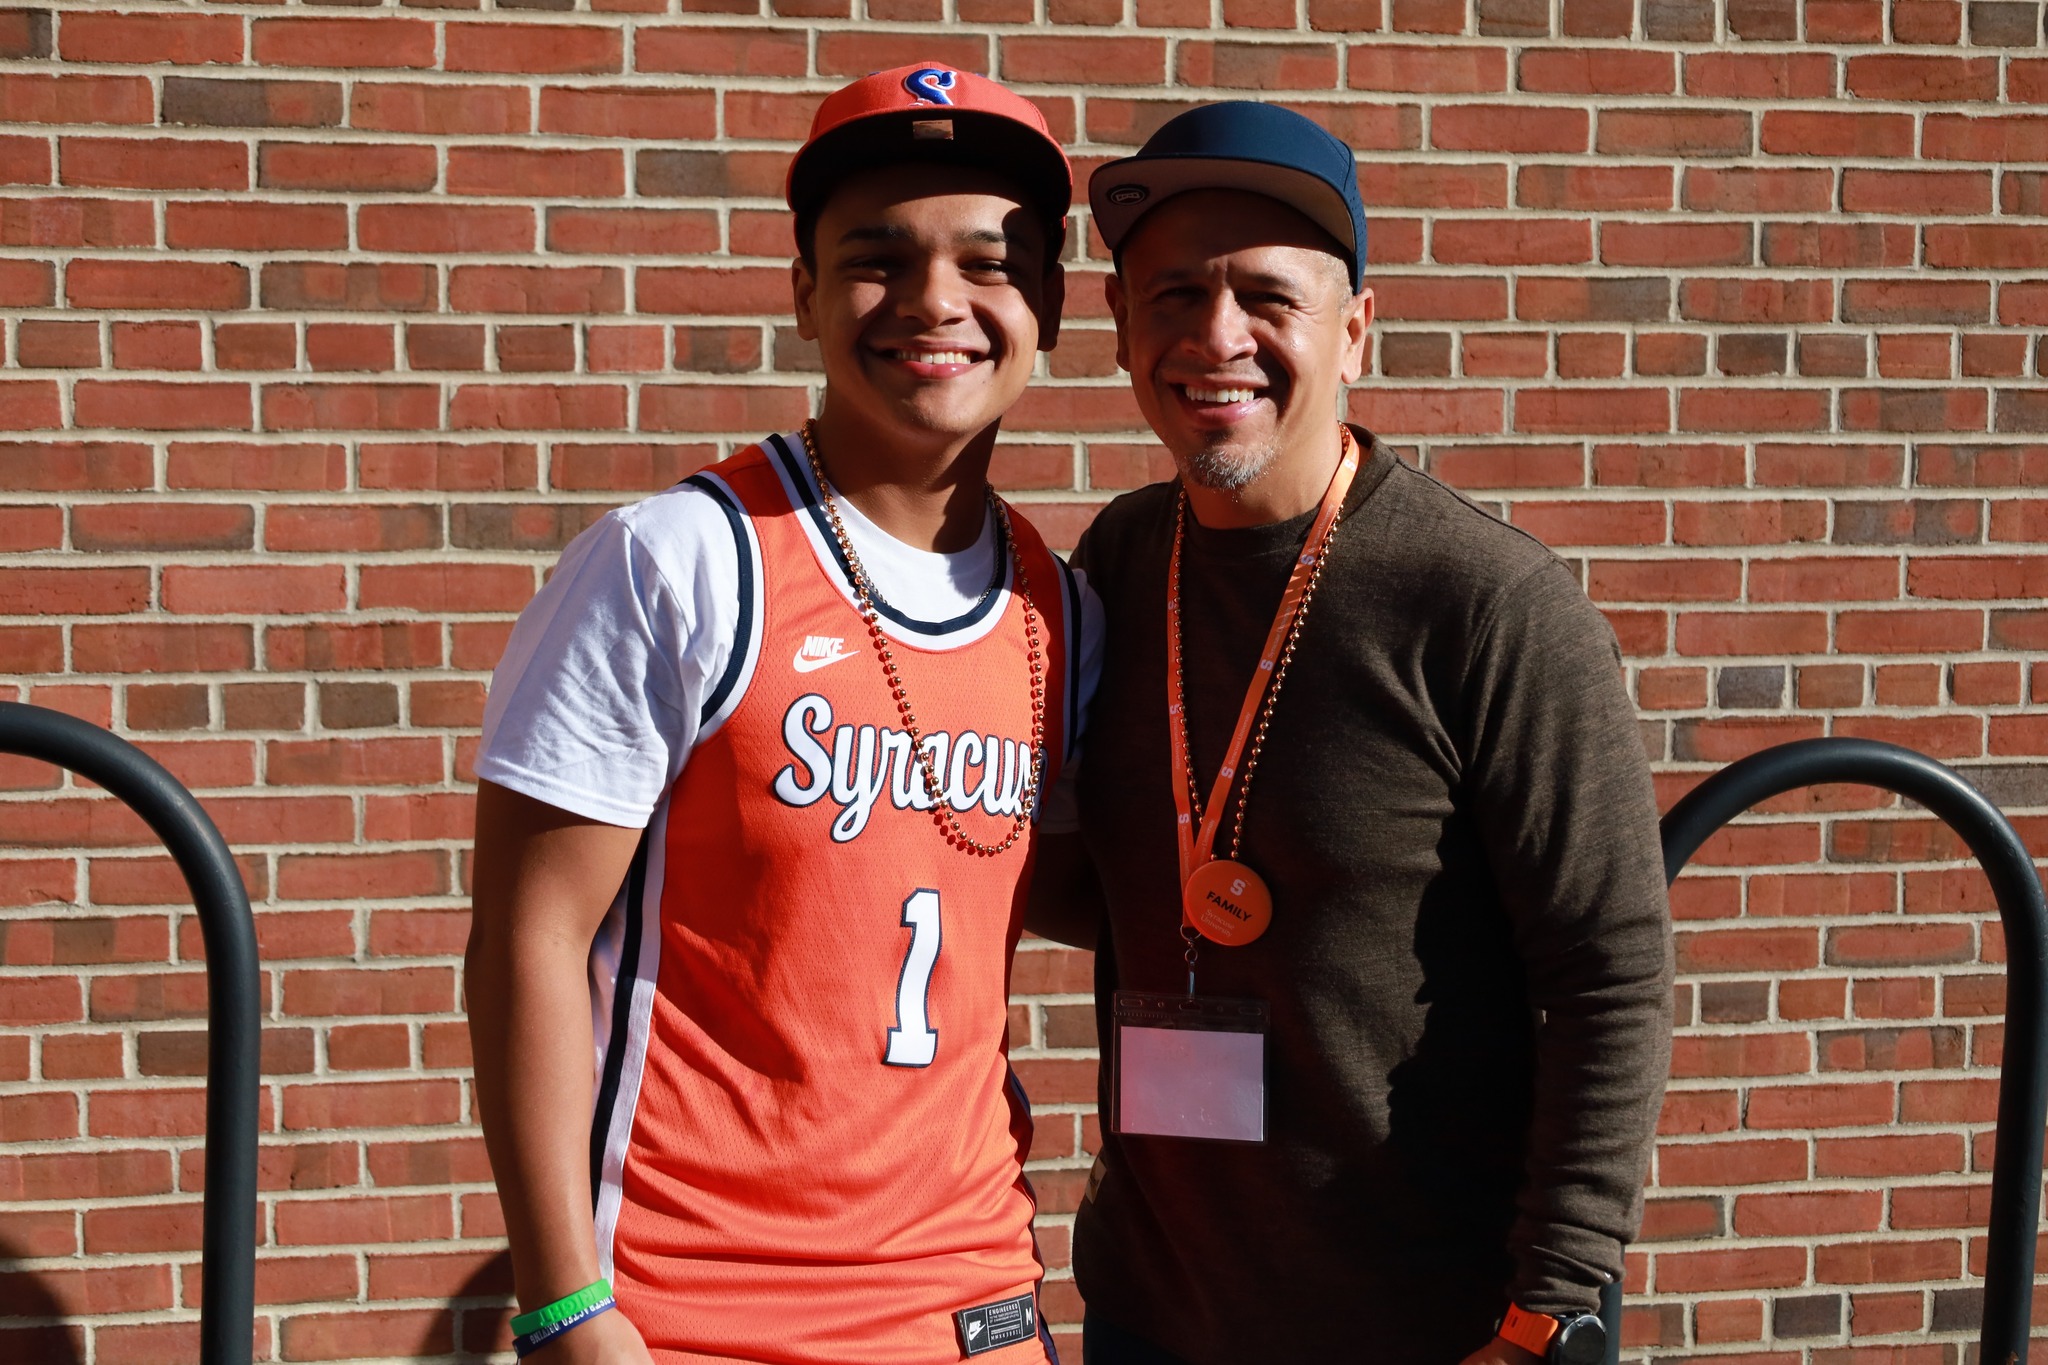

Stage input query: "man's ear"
[
  {"left": 1037, "top": 260, "right": 1065, "bottom": 352},
  {"left": 1030, "top": 215, "right": 1067, "bottom": 352},
  {"left": 1106, "top": 271, "right": 1130, "bottom": 373},
  {"left": 1339, "top": 286, "right": 1374, "bottom": 386},
  {"left": 792, "top": 257, "right": 818, "bottom": 341}
]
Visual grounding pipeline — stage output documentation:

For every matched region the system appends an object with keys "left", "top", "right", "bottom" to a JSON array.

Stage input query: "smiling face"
[
  {"left": 794, "top": 162, "right": 1063, "bottom": 459},
  {"left": 1108, "top": 189, "right": 1371, "bottom": 498}
]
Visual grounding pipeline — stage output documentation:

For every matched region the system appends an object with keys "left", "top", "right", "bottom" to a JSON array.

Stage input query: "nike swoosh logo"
[{"left": 792, "top": 647, "right": 857, "bottom": 673}]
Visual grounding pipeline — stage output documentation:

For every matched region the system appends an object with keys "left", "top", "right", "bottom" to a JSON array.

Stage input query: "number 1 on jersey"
[{"left": 885, "top": 889, "right": 941, "bottom": 1067}]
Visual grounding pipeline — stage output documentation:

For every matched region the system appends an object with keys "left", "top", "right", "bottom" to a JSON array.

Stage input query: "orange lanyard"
[{"left": 1166, "top": 426, "right": 1360, "bottom": 891}]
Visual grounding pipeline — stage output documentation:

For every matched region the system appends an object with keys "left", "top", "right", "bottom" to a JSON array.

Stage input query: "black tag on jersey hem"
[{"left": 954, "top": 1292, "right": 1037, "bottom": 1357}]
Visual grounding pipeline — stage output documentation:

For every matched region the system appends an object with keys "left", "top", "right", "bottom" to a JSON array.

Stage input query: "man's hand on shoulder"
[
  {"left": 1459, "top": 1337, "right": 1542, "bottom": 1365},
  {"left": 526, "top": 1308, "right": 656, "bottom": 1365}
]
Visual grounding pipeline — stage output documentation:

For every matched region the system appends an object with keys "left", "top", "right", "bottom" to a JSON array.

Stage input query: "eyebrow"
[
  {"left": 1140, "top": 265, "right": 1305, "bottom": 292},
  {"left": 834, "top": 225, "right": 1014, "bottom": 249}
]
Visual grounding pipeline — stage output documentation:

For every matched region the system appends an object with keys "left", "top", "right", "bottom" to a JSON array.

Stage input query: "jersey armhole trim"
[{"left": 685, "top": 471, "right": 764, "bottom": 739}]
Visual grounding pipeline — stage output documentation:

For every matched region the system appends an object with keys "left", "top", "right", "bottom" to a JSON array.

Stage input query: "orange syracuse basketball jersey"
[{"left": 587, "top": 435, "right": 1078, "bottom": 1365}]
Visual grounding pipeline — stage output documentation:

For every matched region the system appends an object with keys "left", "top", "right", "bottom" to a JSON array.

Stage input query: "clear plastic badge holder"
[{"left": 1111, "top": 991, "right": 1268, "bottom": 1144}]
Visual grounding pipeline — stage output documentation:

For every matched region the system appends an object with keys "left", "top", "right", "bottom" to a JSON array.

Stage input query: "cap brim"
[
  {"left": 789, "top": 110, "right": 1073, "bottom": 221},
  {"left": 1089, "top": 156, "right": 1354, "bottom": 263}
]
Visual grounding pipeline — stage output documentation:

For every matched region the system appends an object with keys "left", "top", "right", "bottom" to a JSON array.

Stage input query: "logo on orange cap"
[
  {"left": 905, "top": 68, "right": 957, "bottom": 106},
  {"left": 785, "top": 63, "right": 1072, "bottom": 221}
]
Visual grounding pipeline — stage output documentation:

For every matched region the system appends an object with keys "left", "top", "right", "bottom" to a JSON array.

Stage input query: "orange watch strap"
[{"left": 1498, "top": 1304, "right": 1557, "bottom": 1356}]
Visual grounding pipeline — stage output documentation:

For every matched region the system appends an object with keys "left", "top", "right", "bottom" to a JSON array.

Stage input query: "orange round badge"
[{"left": 1182, "top": 859, "right": 1272, "bottom": 946}]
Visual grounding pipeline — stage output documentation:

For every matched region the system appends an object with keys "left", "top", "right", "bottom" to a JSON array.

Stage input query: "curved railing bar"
[
  {"left": 0, "top": 721, "right": 2035, "bottom": 1363},
  {"left": 1602, "top": 737, "right": 2046, "bottom": 1365},
  {"left": 0, "top": 701, "right": 259, "bottom": 1365}
]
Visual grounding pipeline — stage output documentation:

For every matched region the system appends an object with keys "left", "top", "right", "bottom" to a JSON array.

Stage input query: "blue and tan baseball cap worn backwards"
[
  {"left": 786, "top": 63, "right": 1074, "bottom": 226},
  {"left": 1088, "top": 101, "right": 1370, "bottom": 293}
]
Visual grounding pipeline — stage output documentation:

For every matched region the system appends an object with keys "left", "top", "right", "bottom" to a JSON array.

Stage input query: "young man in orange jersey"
[{"left": 466, "top": 66, "right": 1099, "bottom": 1365}]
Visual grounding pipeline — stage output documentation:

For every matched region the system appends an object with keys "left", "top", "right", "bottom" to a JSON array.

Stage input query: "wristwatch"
[{"left": 1497, "top": 1303, "right": 1607, "bottom": 1365}]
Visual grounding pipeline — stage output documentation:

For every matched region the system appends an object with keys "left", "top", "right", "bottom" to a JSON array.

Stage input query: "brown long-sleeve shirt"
[{"left": 1069, "top": 430, "right": 1673, "bottom": 1364}]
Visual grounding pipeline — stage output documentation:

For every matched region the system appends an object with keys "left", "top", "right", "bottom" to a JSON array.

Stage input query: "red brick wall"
[{"left": 0, "top": 3, "right": 2043, "bottom": 1361}]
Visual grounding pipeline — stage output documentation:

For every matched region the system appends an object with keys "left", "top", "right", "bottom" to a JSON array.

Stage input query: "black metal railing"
[
  {"left": 1604, "top": 737, "right": 2047, "bottom": 1364},
  {"left": 0, "top": 701, "right": 259, "bottom": 1365},
  {"left": 1, "top": 713, "right": 2038, "bottom": 1362}
]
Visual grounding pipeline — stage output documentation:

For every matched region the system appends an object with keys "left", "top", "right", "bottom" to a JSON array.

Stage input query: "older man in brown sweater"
[{"left": 1028, "top": 103, "right": 1672, "bottom": 1365}]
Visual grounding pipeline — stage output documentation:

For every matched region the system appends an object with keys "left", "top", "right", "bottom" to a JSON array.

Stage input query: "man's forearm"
[
  {"left": 468, "top": 923, "right": 607, "bottom": 1310},
  {"left": 1507, "top": 921, "right": 1674, "bottom": 1313}
]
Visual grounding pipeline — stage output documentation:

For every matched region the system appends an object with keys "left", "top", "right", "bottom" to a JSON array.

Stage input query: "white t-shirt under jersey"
[{"left": 477, "top": 445, "right": 1104, "bottom": 833}]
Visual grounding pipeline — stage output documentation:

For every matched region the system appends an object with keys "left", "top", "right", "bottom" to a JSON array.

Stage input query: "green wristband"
[{"left": 511, "top": 1280, "right": 611, "bottom": 1338}]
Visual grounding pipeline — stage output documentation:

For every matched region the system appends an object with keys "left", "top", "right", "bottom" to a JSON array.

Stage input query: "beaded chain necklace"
[
  {"left": 798, "top": 419, "right": 1046, "bottom": 858},
  {"left": 1169, "top": 483, "right": 1344, "bottom": 862}
]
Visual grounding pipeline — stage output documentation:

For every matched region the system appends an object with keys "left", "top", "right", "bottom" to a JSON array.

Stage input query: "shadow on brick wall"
[
  {"left": 428, "top": 1246, "right": 515, "bottom": 1362},
  {"left": 0, "top": 1232, "right": 84, "bottom": 1365}
]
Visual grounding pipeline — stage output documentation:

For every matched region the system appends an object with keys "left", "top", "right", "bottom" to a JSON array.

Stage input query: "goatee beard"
[{"left": 1182, "top": 440, "right": 1279, "bottom": 492}]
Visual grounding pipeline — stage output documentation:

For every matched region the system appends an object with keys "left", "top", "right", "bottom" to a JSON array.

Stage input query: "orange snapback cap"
[{"left": 785, "top": 63, "right": 1072, "bottom": 222}]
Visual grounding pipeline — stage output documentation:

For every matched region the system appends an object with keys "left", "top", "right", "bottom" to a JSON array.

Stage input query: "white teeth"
[
  {"left": 1185, "top": 386, "right": 1257, "bottom": 404},
  {"left": 893, "top": 350, "right": 974, "bottom": 364}
]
